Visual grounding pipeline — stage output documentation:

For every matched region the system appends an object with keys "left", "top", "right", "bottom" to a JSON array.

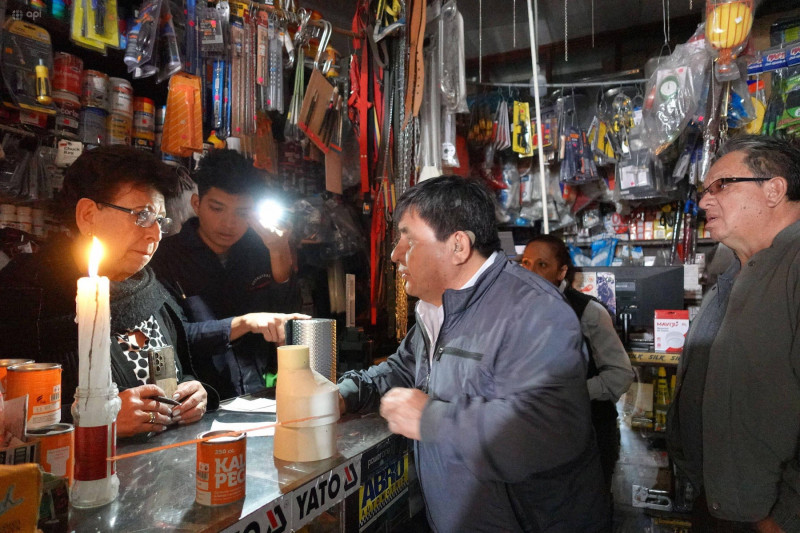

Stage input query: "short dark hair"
[
  {"left": 60, "top": 146, "right": 180, "bottom": 229},
  {"left": 717, "top": 135, "right": 800, "bottom": 201},
  {"left": 395, "top": 175, "right": 502, "bottom": 257},
  {"left": 526, "top": 234, "right": 575, "bottom": 284},
  {"left": 193, "top": 149, "right": 266, "bottom": 198}
]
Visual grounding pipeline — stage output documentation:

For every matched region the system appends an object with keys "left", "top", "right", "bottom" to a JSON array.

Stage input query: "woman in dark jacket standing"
[{"left": 0, "top": 146, "right": 218, "bottom": 437}]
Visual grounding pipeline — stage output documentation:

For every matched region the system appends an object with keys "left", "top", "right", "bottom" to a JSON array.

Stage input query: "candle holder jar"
[{"left": 70, "top": 384, "right": 121, "bottom": 509}]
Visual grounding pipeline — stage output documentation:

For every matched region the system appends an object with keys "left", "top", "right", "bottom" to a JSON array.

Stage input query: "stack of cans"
[
  {"left": 79, "top": 69, "right": 109, "bottom": 147},
  {"left": 52, "top": 52, "right": 82, "bottom": 140},
  {"left": 133, "top": 97, "right": 155, "bottom": 152},
  {"left": 107, "top": 78, "right": 134, "bottom": 146}
]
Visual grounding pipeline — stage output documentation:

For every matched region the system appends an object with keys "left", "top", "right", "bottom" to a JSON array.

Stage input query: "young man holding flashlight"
[{"left": 151, "top": 149, "right": 306, "bottom": 398}]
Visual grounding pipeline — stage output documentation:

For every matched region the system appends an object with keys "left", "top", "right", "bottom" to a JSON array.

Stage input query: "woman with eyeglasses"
[{"left": 0, "top": 146, "right": 217, "bottom": 437}]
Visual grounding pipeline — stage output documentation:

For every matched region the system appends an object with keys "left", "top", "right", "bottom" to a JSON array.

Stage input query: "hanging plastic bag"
[
  {"left": 439, "top": 0, "right": 468, "bottom": 113},
  {"left": 641, "top": 30, "right": 711, "bottom": 154}
]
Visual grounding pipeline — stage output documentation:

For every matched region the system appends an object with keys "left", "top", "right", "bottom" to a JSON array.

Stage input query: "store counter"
[{"left": 69, "top": 394, "right": 408, "bottom": 532}]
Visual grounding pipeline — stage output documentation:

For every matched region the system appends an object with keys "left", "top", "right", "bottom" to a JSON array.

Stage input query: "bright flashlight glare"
[{"left": 258, "top": 199, "right": 285, "bottom": 237}]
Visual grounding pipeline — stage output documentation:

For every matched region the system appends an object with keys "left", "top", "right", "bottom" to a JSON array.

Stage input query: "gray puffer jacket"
[{"left": 339, "top": 254, "right": 609, "bottom": 532}]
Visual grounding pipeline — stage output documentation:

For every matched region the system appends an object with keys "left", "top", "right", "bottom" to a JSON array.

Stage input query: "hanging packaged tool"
[
  {"left": 123, "top": 0, "right": 162, "bottom": 72},
  {"left": 70, "top": 0, "right": 120, "bottom": 52},
  {"left": 2, "top": 20, "right": 57, "bottom": 115},
  {"left": 156, "top": 2, "right": 182, "bottom": 83},
  {"left": 299, "top": 69, "right": 337, "bottom": 153},
  {"left": 284, "top": 49, "right": 305, "bottom": 141},
  {"left": 559, "top": 126, "right": 598, "bottom": 185},
  {"left": 161, "top": 72, "right": 203, "bottom": 157},
  {"left": 512, "top": 101, "right": 533, "bottom": 157},
  {"left": 197, "top": 4, "right": 226, "bottom": 56},
  {"left": 439, "top": 0, "right": 468, "bottom": 113},
  {"left": 267, "top": 16, "right": 284, "bottom": 113},
  {"left": 493, "top": 99, "right": 511, "bottom": 151}
]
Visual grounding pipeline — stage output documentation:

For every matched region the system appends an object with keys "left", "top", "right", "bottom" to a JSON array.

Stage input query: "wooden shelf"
[{"left": 628, "top": 351, "right": 681, "bottom": 365}]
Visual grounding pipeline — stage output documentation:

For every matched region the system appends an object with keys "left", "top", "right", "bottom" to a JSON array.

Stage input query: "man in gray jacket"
[
  {"left": 338, "top": 176, "right": 609, "bottom": 532},
  {"left": 667, "top": 135, "right": 800, "bottom": 532}
]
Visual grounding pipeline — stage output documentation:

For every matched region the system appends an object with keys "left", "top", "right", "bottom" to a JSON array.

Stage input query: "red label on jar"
[{"left": 74, "top": 424, "right": 116, "bottom": 481}]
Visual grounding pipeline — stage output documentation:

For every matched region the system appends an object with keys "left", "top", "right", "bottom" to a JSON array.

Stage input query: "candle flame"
[{"left": 88, "top": 236, "right": 104, "bottom": 278}]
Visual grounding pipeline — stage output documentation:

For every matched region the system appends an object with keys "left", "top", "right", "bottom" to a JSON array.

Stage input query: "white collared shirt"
[{"left": 417, "top": 251, "right": 499, "bottom": 362}]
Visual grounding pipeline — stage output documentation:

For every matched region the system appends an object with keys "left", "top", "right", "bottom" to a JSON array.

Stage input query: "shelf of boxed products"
[{"left": 573, "top": 237, "right": 716, "bottom": 247}]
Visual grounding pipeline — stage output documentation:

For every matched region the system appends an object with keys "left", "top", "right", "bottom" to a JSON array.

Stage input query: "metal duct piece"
[{"left": 285, "top": 318, "right": 337, "bottom": 382}]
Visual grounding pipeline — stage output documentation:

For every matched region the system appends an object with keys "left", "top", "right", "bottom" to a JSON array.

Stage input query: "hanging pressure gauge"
[{"left": 657, "top": 75, "right": 680, "bottom": 103}]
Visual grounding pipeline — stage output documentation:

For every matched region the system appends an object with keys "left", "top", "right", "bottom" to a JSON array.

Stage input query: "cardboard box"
[
  {"left": 654, "top": 310, "right": 689, "bottom": 353},
  {"left": 0, "top": 396, "right": 39, "bottom": 465}
]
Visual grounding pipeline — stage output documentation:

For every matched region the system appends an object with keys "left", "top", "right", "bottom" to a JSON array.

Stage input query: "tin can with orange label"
[
  {"left": 0, "top": 359, "right": 33, "bottom": 391},
  {"left": 196, "top": 430, "right": 246, "bottom": 506},
  {"left": 27, "top": 423, "right": 74, "bottom": 485},
  {"left": 6, "top": 363, "right": 62, "bottom": 429}
]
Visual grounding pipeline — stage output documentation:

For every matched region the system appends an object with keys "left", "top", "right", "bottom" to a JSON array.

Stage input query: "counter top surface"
[{"left": 69, "top": 393, "right": 391, "bottom": 532}]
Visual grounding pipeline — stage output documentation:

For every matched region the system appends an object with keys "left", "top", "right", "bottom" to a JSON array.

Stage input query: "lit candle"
[{"left": 76, "top": 237, "right": 111, "bottom": 390}]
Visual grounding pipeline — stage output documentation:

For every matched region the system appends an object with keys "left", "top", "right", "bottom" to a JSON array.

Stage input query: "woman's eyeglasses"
[
  {"left": 698, "top": 177, "right": 770, "bottom": 200},
  {"left": 96, "top": 201, "right": 173, "bottom": 233}
]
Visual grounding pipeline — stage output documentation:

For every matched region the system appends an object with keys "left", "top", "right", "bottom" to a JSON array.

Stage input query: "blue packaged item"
[{"left": 590, "top": 238, "right": 618, "bottom": 267}]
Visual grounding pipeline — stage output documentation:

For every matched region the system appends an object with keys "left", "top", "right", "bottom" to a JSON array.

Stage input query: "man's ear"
[
  {"left": 75, "top": 198, "right": 98, "bottom": 236},
  {"left": 765, "top": 177, "right": 788, "bottom": 207},
  {"left": 452, "top": 230, "right": 473, "bottom": 265},
  {"left": 190, "top": 193, "right": 201, "bottom": 214}
]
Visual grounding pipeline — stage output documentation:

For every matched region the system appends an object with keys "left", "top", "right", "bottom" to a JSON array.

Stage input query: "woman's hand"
[
  {"left": 230, "top": 313, "right": 311, "bottom": 343},
  {"left": 171, "top": 380, "right": 208, "bottom": 426},
  {"left": 117, "top": 384, "right": 173, "bottom": 437}
]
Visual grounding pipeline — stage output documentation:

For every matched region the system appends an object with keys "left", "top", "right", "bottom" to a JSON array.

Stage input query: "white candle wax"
[{"left": 76, "top": 238, "right": 111, "bottom": 390}]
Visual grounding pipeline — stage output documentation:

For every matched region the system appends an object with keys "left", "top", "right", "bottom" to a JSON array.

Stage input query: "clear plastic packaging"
[
  {"left": 439, "top": 0, "right": 468, "bottom": 113},
  {"left": 123, "top": 0, "right": 162, "bottom": 72},
  {"left": 640, "top": 33, "right": 711, "bottom": 154}
]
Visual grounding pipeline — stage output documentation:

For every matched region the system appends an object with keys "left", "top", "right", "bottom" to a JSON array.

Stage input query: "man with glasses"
[
  {"left": 667, "top": 135, "right": 800, "bottom": 532},
  {"left": 337, "top": 176, "right": 609, "bottom": 531},
  {"left": 150, "top": 149, "right": 307, "bottom": 398}
]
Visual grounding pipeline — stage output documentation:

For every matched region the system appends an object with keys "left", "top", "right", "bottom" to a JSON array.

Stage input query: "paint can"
[
  {"left": 80, "top": 70, "right": 109, "bottom": 110},
  {"left": 195, "top": 430, "right": 246, "bottom": 506},
  {"left": 52, "top": 52, "right": 83, "bottom": 96},
  {"left": 26, "top": 423, "right": 74, "bottom": 485},
  {"left": 6, "top": 362, "right": 62, "bottom": 429},
  {"left": 79, "top": 107, "right": 107, "bottom": 146},
  {"left": 108, "top": 78, "right": 133, "bottom": 118},
  {"left": 133, "top": 97, "right": 155, "bottom": 140},
  {"left": 53, "top": 96, "right": 81, "bottom": 140},
  {"left": 0, "top": 359, "right": 33, "bottom": 391},
  {"left": 107, "top": 113, "right": 132, "bottom": 146}
]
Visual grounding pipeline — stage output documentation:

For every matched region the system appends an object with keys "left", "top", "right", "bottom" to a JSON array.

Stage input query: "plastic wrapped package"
[
  {"left": 726, "top": 63, "right": 756, "bottom": 129},
  {"left": 560, "top": 126, "right": 599, "bottom": 185},
  {"left": 124, "top": 0, "right": 163, "bottom": 72},
  {"left": 520, "top": 167, "right": 575, "bottom": 230},
  {"left": 591, "top": 238, "right": 618, "bottom": 267},
  {"left": 442, "top": 112, "right": 459, "bottom": 168},
  {"left": 0, "top": 136, "right": 33, "bottom": 199},
  {"left": 641, "top": 33, "right": 711, "bottom": 154},
  {"left": 439, "top": 0, "right": 468, "bottom": 113},
  {"left": 496, "top": 162, "right": 520, "bottom": 223},
  {"left": 615, "top": 141, "right": 666, "bottom": 201},
  {"left": 568, "top": 242, "right": 592, "bottom": 267}
]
